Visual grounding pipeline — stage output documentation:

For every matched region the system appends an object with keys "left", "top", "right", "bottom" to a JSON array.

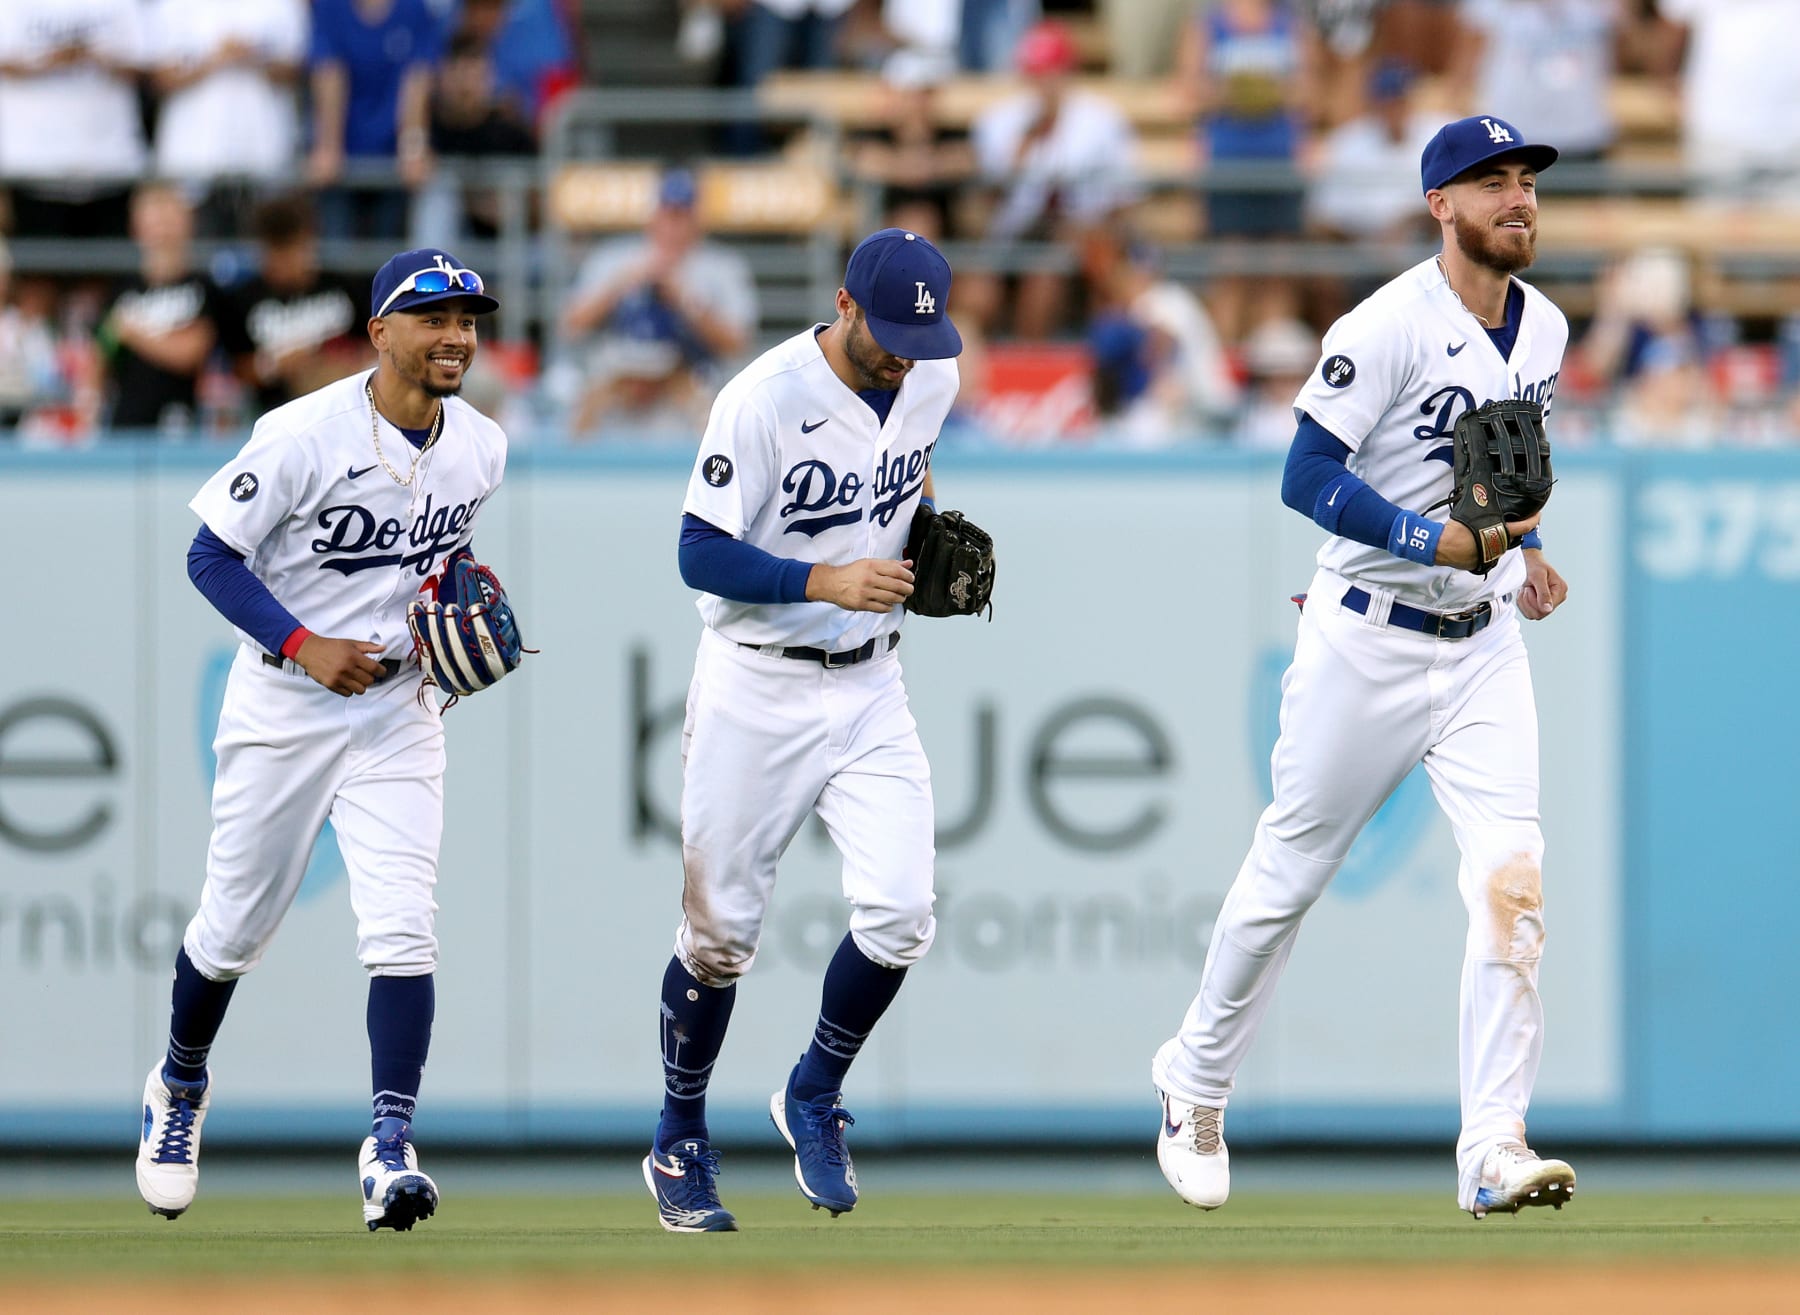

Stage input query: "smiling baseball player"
[
  {"left": 641, "top": 229, "right": 964, "bottom": 1233},
  {"left": 1152, "top": 116, "right": 1577, "bottom": 1220},
  {"left": 135, "top": 248, "right": 505, "bottom": 1232}
]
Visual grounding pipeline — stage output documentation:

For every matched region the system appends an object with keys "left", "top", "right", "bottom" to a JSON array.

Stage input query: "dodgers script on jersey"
[
  {"left": 1294, "top": 257, "right": 1568, "bottom": 609},
  {"left": 191, "top": 369, "right": 507, "bottom": 654},
  {"left": 684, "top": 327, "right": 957, "bottom": 648}
]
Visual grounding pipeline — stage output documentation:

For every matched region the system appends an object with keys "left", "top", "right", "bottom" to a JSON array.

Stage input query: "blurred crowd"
[{"left": 4, "top": 0, "right": 1800, "bottom": 448}]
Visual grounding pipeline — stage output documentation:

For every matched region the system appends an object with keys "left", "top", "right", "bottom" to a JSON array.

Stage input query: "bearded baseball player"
[
  {"left": 1152, "top": 116, "right": 1576, "bottom": 1219},
  {"left": 135, "top": 249, "right": 509, "bottom": 1231},
  {"left": 643, "top": 229, "right": 967, "bottom": 1233}
]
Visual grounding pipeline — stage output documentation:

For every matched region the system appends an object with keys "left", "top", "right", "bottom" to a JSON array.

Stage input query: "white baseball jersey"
[
  {"left": 1293, "top": 257, "right": 1568, "bottom": 611},
  {"left": 191, "top": 369, "right": 507, "bottom": 658},
  {"left": 683, "top": 327, "right": 957, "bottom": 650}
]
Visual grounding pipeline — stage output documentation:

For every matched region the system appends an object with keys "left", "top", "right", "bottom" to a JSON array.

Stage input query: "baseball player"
[
  {"left": 135, "top": 249, "right": 505, "bottom": 1232},
  {"left": 1152, "top": 116, "right": 1577, "bottom": 1219},
  {"left": 643, "top": 229, "right": 962, "bottom": 1233}
]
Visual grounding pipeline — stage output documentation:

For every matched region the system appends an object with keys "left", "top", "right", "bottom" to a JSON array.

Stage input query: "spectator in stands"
[
  {"left": 96, "top": 184, "right": 227, "bottom": 435},
  {"left": 419, "top": 29, "right": 539, "bottom": 244},
  {"left": 0, "top": 0, "right": 146, "bottom": 240},
  {"left": 147, "top": 0, "right": 310, "bottom": 228},
  {"left": 1101, "top": 0, "right": 1200, "bottom": 80},
  {"left": 1451, "top": 0, "right": 1620, "bottom": 169},
  {"left": 307, "top": 0, "right": 453, "bottom": 240},
  {"left": 1234, "top": 315, "right": 1320, "bottom": 448},
  {"left": 965, "top": 19, "right": 1140, "bottom": 339},
  {"left": 219, "top": 194, "right": 372, "bottom": 418},
  {"left": 0, "top": 238, "right": 67, "bottom": 433},
  {"left": 1178, "top": 0, "right": 1316, "bottom": 344},
  {"left": 1581, "top": 245, "right": 1721, "bottom": 444},
  {"left": 1658, "top": 0, "right": 1800, "bottom": 205},
  {"left": 557, "top": 168, "right": 759, "bottom": 438},
  {"left": 849, "top": 47, "right": 974, "bottom": 241},
  {"left": 1306, "top": 59, "right": 1437, "bottom": 242},
  {"left": 452, "top": 0, "right": 578, "bottom": 128},
  {"left": 735, "top": 0, "right": 856, "bottom": 82},
  {"left": 1295, "top": 0, "right": 1386, "bottom": 128},
  {"left": 1081, "top": 225, "right": 1240, "bottom": 444}
]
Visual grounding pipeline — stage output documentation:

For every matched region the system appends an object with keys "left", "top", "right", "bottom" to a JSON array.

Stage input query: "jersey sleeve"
[
  {"left": 683, "top": 386, "right": 775, "bottom": 539},
  {"left": 1289, "top": 301, "right": 1416, "bottom": 454},
  {"left": 188, "top": 416, "right": 314, "bottom": 558}
]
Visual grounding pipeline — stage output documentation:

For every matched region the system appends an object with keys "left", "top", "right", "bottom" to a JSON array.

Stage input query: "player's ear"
[
  {"left": 368, "top": 316, "right": 386, "bottom": 351},
  {"left": 1425, "top": 188, "right": 1454, "bottom": 224},
  {"left": 835, "top": 287, "right": 855, "bottom": 322}
]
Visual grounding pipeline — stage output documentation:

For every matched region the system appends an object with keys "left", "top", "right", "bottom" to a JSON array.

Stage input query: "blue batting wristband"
[
  {"left": 1521, "top": 527, "right": 1543, "bottom": 550},
  {"left": 1390, "top": 510, "right": 1442, "bottom": 565}
]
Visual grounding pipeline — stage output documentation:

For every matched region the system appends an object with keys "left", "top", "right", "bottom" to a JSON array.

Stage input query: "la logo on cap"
[{"left": 914, "top": 281, "right": 936, "bottom": 315}]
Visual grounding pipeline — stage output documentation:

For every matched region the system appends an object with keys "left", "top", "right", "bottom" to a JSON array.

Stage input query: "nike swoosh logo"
[
  {"left": 800, "top": 418, "right": 829, "bottom": 433},
  {"left": 1447, "top": 342, "right": 1466, "bottom": 357},
  {"left": 348, "top": 464, "right": 379, "bottom": 479},
  {"left": 1327, "top": 486, "right": 1340, "bottom": 508},
  {"left": 1162, "top": 1094, "right": 1182, "bottom": 1139}
]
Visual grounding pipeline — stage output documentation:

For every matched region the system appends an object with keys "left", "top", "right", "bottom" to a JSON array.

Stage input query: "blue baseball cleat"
[
  {"left": 769, "top": 1066, "right": 858, "bottom": 1216},
  {"left": 643, "top": 1139, "right": 739, "bottom": 1233}
]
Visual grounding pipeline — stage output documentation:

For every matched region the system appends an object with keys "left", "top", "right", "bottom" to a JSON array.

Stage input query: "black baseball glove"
[
  {"left": 1444, "top": 399, "right": 1554, "bottom": 575},
  {"left": 904, "top": 505, "right": 996, "bottom": 618}
]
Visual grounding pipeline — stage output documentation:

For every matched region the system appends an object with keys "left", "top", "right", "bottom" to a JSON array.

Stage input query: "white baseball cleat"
[
  {"left": 1156, "top": 1089, "right": 1229, "bottom": 1210},
  {"left": 1470, "top": 1142, "right": 1576, "bottom": 1219},
  {"left": 358, "top": 1120, "right": 439, "bottom": 1232},
  {"left": 136, "top": 1064, "right": 210, "bottom": 1219}
]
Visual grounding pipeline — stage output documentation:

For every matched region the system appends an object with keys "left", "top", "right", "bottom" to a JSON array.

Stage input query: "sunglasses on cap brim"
[{"left": 376, "top": 266, "right": 485, "bottom": 317}]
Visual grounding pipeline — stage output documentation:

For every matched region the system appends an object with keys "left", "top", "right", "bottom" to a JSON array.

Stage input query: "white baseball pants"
[
  {"left": 182, "top": 645, "right": 446, "bottom": 980},
  {"left": 1153, "top": 569, "right": 1549, "bottom": 1210},
  {"left": 674, "top": 626, "right": 936, "bottom": 986}
]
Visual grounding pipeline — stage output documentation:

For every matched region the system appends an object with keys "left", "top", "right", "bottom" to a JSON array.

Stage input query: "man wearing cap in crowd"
[
  {"left": 136, "top": 247, "right": 507, "bottom": 1232},
  {"left": 558, "top": 167, "right": 758, "bottom": 437},
  {"left": 964, "top": 18, "right": 1140, "bottom": 338},
  {"left": 1151, "top": 113, "right": 1579, "bottom": 1223},
  {"left": 640, "top": 228, "right": 967, "bottom": 1234}
]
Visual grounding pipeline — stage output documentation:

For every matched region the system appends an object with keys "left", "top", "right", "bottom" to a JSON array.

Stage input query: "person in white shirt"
[
  {"left": 0, "top": 0, "right": 145, "bottom": 238},
  {"left": 1658, "top": 0, "right": 1800, "bottom": 204},
  {"left": 148, "top": 0, "right": 309, "bottom": 188},
  {"left": 966, "top": 19, "right": 1139, "bottom": 338}
]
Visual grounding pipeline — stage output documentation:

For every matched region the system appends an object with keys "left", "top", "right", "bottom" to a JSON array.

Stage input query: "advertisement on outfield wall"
[{"left": 0, "top": 454, "right": 1620, "bottom": 1142}]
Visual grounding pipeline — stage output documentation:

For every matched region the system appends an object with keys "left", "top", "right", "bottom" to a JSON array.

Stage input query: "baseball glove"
[
  {"left": 407, "top": 548, "right": 528, "bottom": 706},
  {"left": 904, "top": 505, "right": 996, "bottom": 618},
  {"left": 1444, "top": 399, "right": 1554, "bottom": 575}
]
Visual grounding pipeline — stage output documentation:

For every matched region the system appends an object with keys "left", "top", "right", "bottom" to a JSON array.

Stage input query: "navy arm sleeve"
[
  {"left": 678, "top": 513, "right": 814, "bottom": 604},
  {"left": 1280, "top": 414, "right": 1444, "bottom": 565},
  {"left": 188, "top": 524, "right": 307, "bottom": 656}
]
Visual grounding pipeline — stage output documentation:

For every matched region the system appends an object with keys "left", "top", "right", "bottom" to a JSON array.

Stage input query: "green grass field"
[{"left": 4, "top": 1192, "right": 1798, "bottom": 1276}]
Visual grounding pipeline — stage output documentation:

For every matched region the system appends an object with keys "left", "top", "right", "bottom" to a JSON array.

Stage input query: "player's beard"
[
  {"left": 845, "top": 311, "right": 912, "bottom": 391},
  {"left": 391, "top": 344, "right": 467, "bottom": 398},
  {"left": 1454, "top": 208, "right": 1536, "bottom": 275}
]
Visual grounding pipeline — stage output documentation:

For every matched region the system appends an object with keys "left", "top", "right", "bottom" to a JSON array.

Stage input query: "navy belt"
[
  {"left": 1342, "top": 587, "right": 1492, "bottom": 640},
  {"left": 264, "top": 652, "right": 404, "bottom": 682},
  {"left": 742, "top": 632, "right": 899, "bottom": 668}
]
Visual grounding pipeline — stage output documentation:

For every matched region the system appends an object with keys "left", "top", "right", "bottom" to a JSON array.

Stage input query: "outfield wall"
[{"left": 1, "top": 445, "right": 1792, "bottom": 1147}]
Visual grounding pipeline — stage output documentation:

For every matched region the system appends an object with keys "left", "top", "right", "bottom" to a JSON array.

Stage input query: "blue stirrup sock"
[
  {"left": 163, "top": 946, "right": 238, "bottom": 1090},
  {"left": 790, "top": 932, "right": 909, "bottom": 1104},
  {"left": 368, "top": 973, "right": 435, "bottom": 1128},
  {"left": 656, "top": 955, "right": 737, "bottom": 1151}
]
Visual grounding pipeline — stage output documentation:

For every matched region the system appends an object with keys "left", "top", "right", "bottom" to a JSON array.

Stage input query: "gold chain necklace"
[
  {"left": 1435, "top": 255, "right": 1495, "bottom": 328},
  {"left": 366, "top": 378, "right": 443, "bottom": 487}
]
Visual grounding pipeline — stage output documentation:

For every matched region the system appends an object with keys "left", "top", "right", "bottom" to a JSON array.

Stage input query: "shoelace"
[
  {"left": 674, "top": 1146, "right": 727, "bottom": 1205},
  {"left": 1189, "top": 1105, "right": 1223, "bottom": 1155},
  {"left": 372, "top": 1133, "right": 411, "bottom": 1173},
  {"left": 154, "top": 1098, "right": 199, "bottom": 1164},
  {"left": 799, "top": 1098, "right": 857, "bottom": 1168}
]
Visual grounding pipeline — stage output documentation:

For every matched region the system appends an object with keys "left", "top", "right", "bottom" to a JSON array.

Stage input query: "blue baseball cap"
[
  {"left": 1420, "top": 115, "right": 1558, "bottom": 195},
  {"left": 843, "top": 228, "right": 962, "bottom": 360},
  {"left": 371, "top": 248, "right": 500, "bottom": 318},
  {"left": 658, "top": 167, "right": 698, "bottom": 209}
]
